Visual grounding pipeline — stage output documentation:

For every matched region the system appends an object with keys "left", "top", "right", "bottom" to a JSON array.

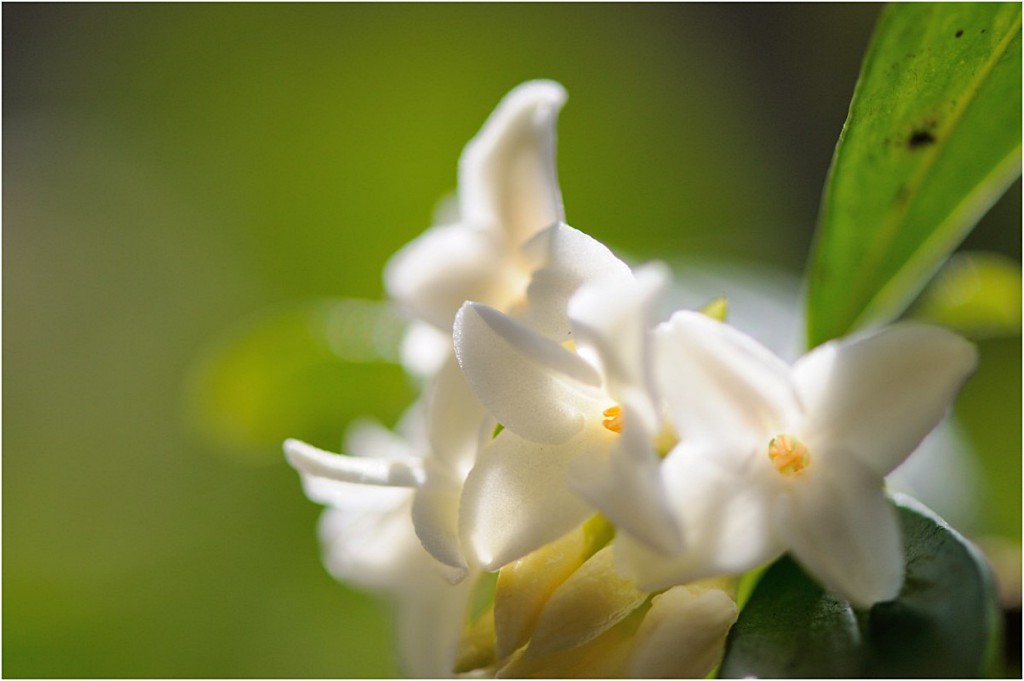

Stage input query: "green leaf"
[
  {"left": 909, "top": 251, "right": 1022, "bottom": 339},
  {"left": 183, "top": 298, "right": 413, "bottom": 461},
  {"left": 719, "top": 495, "right": 1001, "bottom": 678},
  {"left": 806, "top": 3, "right": 1022, "bottom": 348}
]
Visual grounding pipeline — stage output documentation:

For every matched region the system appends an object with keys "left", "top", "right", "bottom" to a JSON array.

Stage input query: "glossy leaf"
[
  {"left": 719, "top": 495, "right": 1001, "bottom": 678},
  {"left": 806, "top": 3, "right": 1022, "bottom": 347}
]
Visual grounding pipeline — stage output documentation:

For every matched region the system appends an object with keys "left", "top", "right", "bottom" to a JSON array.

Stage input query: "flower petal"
[
  {"left": 525, "top": 545, "right": 646, "bottom": 658},
  {"left": 384, "top": 223, "right": 512, "bottom": 331},
  {"left": 458, "top": 424, "right": 611, "bottom": 570},
  {"left": 774, "top": 462, "right": 903, "bottom": 609},
  {"left": 567, "top": 416, "right": 683, "bottom": 555},
  {"left": 454, "top": 301, "right": 602, "bottom": 444},
  {"left": 569, "top": 262, "right": 669, "bottom": 433},
  {"left": 398, "top": 320, "right": 452, "bottom": 379},
  {"left": 794, "top": 323, "right": 977, "bottom": 477},
  {"left": 494, "top": 520, "right": 604, "bottom": 660},
  {"left": 615, "top": 442, "right": 783, "bottom": 591},
  {"left": 393, "top": 568, "right": 475, "bottom": 677},
  {"left": 411, "top": 461, "right": 469, "bottom": 581},
  {"left": 459, "top": 80, "right": 567, "bottom": 247},
  {"left": 284, "top": 438, "right": 424, "bottom": 487},
  {"left": 345, "top": 412, "right": 425, "bottom": 460},
  {"left": 627, "top": 583, "right": 738, "bottom": 679},
  {"left": 317, "top": 496, "right": 417, "bottom": 590},
  {"left": 521, "top": 222, "right": 636, "bottom": 340},
  {"left": 655, "top": 311, "right": 801, "bottom": 447},
  {"left": 425, "top": 353, "right": 488, "bottom": 478}
]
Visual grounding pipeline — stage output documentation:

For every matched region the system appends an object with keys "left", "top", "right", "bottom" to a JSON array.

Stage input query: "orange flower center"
[
  {"left": 602, "top": 406, "right": 624, "bottom": 433},
  {"left": 767, "top": 434, "right": 810, "bottom": 475}
]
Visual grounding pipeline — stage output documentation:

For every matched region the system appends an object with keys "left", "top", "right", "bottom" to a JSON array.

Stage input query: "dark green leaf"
[
  {"left": 806, "top": 3, "right": 1022, "bottom": 347},
  {"left": 719, "top": 495, "right": 1001, "bottom": 678}
]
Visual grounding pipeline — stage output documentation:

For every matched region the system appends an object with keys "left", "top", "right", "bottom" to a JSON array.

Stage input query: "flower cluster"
[{"left": 285, "top": 81, "right": 977, "bottom": 677}]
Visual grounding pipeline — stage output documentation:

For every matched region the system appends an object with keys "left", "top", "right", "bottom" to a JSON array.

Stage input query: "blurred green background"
[{"left": 4, "top": 4, "right": 1019, "bottom": 677}]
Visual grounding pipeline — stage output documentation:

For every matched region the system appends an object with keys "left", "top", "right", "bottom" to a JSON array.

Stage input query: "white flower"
[
  {"left": 286, "top": 349, "right": 483, "bottom": 579},
  {"left": 452, "top": 227, "right": 683, "bottom": 571},
  {"left": 614, "top": 312, "right": 977, "bottom": 608},
  {"left": 287, "top": 81, "right": 575, "bottom": 593},
  {"left": 286, "top": 411, "right": 473, "bottom": 677},
  {"left": 385, "top": 80, "right": 568, "bottom": 341}
]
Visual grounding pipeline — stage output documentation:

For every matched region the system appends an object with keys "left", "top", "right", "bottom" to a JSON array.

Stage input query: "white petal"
[
  {"left": 569, "top": 262, "right": 669, "bottom": 433},
  {"left": 521, "top": 223, "right": 636, "bottom": 340},
  {"left": 384, "top": 223, "right": 513, "bottom": 331},
  {"left": 454, "top": 302, "right": 602, "bottom": 444},
  {"left": 411, "top": 461, "right": 469, "bottom": 580},
  {"left": 399, "top": 321, "right": 452, "bottom": 379},
  {"left": 567, "top": 417, "right": 683, "bottom": 555},
  {"left": 459, "top": 424, "right": 611, "bottom": 570},
  {"left": 615, "top": 442, "right": 783, "bottom": 591},
  {"left": 793, "top": 323, "right": 977, "bottom": 476},
  {"left": 305, "top": 416, "right": 417, "bottom": 510},
  {"left": 775, "top": 461, "right": 903, "bottom": 609},
  {"left": 655, "top": 311, "right": 801, "bottom": 447},
  {"left": 284, "top": 439, "right": 424, "bottom": 487},
  {"left": 301, "top": 474, "right": 410, "bottom": 512},
  {"left": 393, "top": 567, "right": 475, "bottom": 677},
  {"left": 425, "top": 353, "right": 487, "bottom": 478},
  {"left": 345, "top": 415, "right": 422, "bottom": 461},
  {"left": 627, "top": 584, "right": 738, "bottom": 679},
  {"left": 317, "top": 496, "right": 417, "bottom": 590},
  {"left": 459, "top": 80, "right": 567, "bottom": 247}
]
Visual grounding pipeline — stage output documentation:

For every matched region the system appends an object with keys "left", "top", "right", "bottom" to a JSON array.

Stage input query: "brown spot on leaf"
[
  {"left": 908, "top": 130, "right": 936, "bottom": 149},
  {"left": 956, "top": 29, "right": 964, "bottom": 38}
]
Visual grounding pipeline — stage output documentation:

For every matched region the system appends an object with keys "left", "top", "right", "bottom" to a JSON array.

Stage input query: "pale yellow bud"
[{"left": 454, "top": 517, "right": 739, "bottom": 678}]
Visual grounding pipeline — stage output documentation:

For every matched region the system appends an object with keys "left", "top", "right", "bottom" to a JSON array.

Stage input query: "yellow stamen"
[
  {"left": 602, "top": 406, "right": 624, "bottom": 433},
  {"left": 767, "top": 434, "right": 810, "bottom": 475}
]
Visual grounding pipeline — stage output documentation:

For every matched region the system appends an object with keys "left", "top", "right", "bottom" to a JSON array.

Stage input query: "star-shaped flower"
[
  {"left": 614, "top": 312, "right": 977, "bottom": 607},
  {"left": 453, "top": 227, "right": 683, "bottom": 570}
]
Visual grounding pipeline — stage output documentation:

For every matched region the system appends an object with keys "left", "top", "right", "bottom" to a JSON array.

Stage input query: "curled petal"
[
  {"left": 522, "top": 223, "right": 635, "bottom": 340},
  {"left": 284, "top": 438, "right": 424, "bottom": 487},
  {"left": 454, "top": 302, "right": 602, "bottom": 444},
  {"left": 458, "top": 424, "right": 611, "bottom": 570},
  {"left": 775, "top": 462, "right": 903, "bottom": 609},
  {"left": 655, "top": 311, "right": 801, "bottom": 448},
  {"left": 794, "top": 323, "right": 977, "bottom": 476},
  {"left": 459, "top": 80, "right": 567, "bottom": 247},
  {"left": 411, "top": 461, "right": 469, "bottom": 581},
  {"left": 300, "top": 475, "right": 409, "bottom": 513}
]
